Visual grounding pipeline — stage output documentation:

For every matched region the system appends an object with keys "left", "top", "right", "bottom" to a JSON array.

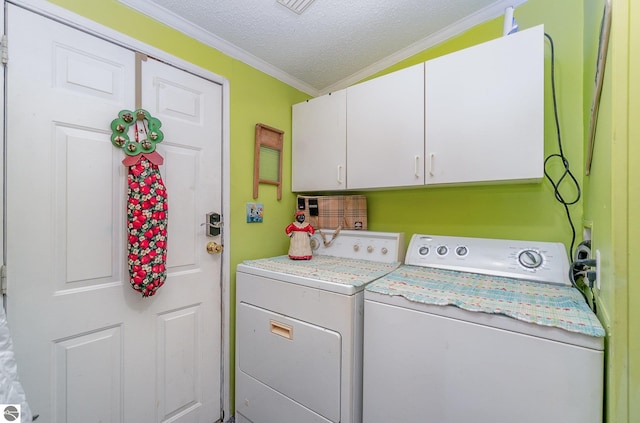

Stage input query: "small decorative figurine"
[{"left": 285, "top": 211, "right": 315, "bottom": 260}]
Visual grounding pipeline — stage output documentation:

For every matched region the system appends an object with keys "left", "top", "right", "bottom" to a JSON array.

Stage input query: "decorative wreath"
[
  {"left": 110, "top": 109, "right": 164, "bottom": 156},
  {"left": 110, "top": 109, "right": 168, "bottom": 297}
]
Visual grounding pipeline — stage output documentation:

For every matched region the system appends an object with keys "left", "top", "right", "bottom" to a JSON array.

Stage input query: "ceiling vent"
[{"left": 277, "top": 0, "right": 315, "bottom": 15}]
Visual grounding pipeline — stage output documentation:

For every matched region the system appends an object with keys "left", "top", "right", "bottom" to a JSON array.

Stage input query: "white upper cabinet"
[
  {"left": 292, "top": 89, "right": 347, "bottom": 191},
  {"left": 425, "top": 25, "right": 544, "bottom": 185},
  {"left": 346, "top": 63, "right": 425, "bottom": 189},
  {"left": 291, "top": 25, "right": 544, "bottom": 191}
]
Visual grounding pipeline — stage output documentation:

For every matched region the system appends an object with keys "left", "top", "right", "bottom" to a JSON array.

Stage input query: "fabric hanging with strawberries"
[
  {"left": 126, "top": 158, "right": 168, "bottom": 296},
  {"left": 111, "top": 109, "right": 168, "bottom": 297}
]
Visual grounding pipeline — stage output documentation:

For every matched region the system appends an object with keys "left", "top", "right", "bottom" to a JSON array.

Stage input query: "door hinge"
[
  {"left": 1, "top": 35, "right": 7, "bottom": 65},
  {"left": 1, "top": 265, "right": 7, "bottom": 295}
]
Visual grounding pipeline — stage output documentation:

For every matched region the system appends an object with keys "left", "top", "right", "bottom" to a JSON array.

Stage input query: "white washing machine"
[
  {"left": 363, "top": 234, "right": 605, "bottom": 423},
  {"left": 235, "top": 230, "right": 405, "bottom": 423}
]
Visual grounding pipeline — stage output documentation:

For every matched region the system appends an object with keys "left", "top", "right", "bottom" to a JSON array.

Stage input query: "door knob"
[{"left": 206, "top": 241, "right": 223, "bottom": 255}]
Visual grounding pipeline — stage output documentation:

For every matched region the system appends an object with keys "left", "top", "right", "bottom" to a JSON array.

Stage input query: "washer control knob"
[
  {"left": 518, "top": 249, "right": 543, "bottom": 269},
  {"left": 367, "top": 246, "right": 374, "bottom": 253},
  {"left": 353, "top": 244, "right": 360, "bottom": 252},
  {"left": 419, "top": 246, "right": 430, "bottom": 256},
  {"left": 455, "top": 246, "right": 468, "bottom": 257},
  {"left": 381, "top": 247, "right": 388, "bottom": 255},
  {"left": 436, "top": 245, "right": 448, "bottom": 256}
]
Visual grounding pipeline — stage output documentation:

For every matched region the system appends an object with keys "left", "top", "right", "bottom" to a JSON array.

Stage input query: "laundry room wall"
[
  {"left": 49, "top": 0, "right": 587, "bottom": 260},
  {"left": 582, "top": 0, "right": 639, "bottom": 421},
  {"left": 42, "top": 2, "right": 586, "bottom": 275},
  {"left": 364, "top": 1, "right": 634, "bottom": 422},
  {"left": 26, "top": 1, "right": 634, "bottom": 422},
  {"left": 367, "top": 3, "right": 636, "bottom": 420},
  {"left": 361, "top": 0, "right": 587, "bottom": 252},
  {"left": 582, "top": 0, "right": 618, "bottom": 419}
]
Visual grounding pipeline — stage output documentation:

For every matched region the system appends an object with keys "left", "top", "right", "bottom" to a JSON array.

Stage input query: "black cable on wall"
[{"left": 543, "top": 33, "right": 581, "bottom": 260}]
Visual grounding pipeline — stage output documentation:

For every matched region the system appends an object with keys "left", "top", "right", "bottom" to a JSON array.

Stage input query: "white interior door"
[{"left": 5, "top": 5, "right": 223, "bottom": 422}]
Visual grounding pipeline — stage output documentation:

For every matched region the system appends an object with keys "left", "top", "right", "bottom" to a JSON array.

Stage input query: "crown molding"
[
  {"left": 119, "top": 0, "right": 321, "bottom": 96},
  {"left": 119, "top": 0, "right": 526, "bottom": 96}
]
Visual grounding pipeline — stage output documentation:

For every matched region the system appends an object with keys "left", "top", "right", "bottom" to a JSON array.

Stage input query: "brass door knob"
[{"left": 206, "top": 241, "right": 223, "bottom": 255}]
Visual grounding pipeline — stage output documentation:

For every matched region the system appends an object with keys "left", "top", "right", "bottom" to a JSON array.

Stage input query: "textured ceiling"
[{"left": 120, "top": 0, "right": 527, "bottom": 95}]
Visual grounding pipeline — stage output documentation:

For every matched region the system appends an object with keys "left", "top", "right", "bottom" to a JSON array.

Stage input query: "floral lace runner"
[
  {"left": 242, "top": 255, "right": 401, "bottom": 288},
  {"left": 366, "top": 265, "right": 605, "bottom": 337}
]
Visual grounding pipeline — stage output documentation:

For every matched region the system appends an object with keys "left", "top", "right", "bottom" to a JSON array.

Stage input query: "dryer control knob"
[
  {"left": 367, "top": 246, "right": 374, "bottom": 253},
  {"left": 353, "top": 244, "right": 360, "bottom": 252},
  {"left": 437, "top": 245, "right": 449, "bottom": 256},
  {"left": 381, "top": 247, "right": 388, "bottom": 255}
]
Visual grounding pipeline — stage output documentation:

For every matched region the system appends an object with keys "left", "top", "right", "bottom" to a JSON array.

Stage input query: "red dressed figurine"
[{"left": 285, "top": 211, "right": 315, "bottom": 260}]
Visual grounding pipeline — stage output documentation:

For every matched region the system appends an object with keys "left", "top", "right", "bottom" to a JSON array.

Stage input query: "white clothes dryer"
[
  {"left": 236, "top": 230, "right": 404, "bottom": 423},
  {"left": 363, "top": 234, "right": 605, "bottom": 423}
]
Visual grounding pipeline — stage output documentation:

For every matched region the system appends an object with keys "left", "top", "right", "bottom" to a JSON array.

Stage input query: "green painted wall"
[
  {"left": 583, "top": 0, "right": 640, "bottom": 421},
  {"left": 582, "top": 0, "right": 620, "bottom": 418},
  {"left": 355, "top": 0, "right": 587, "bottom": 258},
  {"left": 627, "top": 2, "right": 640, "bottom": 420},
  {"left": 35, "top": 1, "right": 637, "bottom": 422}
]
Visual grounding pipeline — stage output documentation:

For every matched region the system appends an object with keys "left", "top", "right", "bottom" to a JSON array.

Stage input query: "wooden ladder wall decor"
[{"left": 253, "top": 123, "right": 284, "bottom": 200}]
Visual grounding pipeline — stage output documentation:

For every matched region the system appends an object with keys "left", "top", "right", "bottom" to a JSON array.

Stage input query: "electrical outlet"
[
  {"left": 595, "top": 250, "right": 601, "bottom": 290},
  {"left": 583, "top": 221, "right": 593, "bottom": 242}
]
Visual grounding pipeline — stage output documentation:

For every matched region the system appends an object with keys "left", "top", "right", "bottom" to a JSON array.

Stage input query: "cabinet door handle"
[
  {"left": 337, "top": 165, "right": 343, "bottom": 184},
  {"left": 429, "top": 153, "right": 435, "bottom": 177},
  {"left": 414, "top": 155, "right": 420, "bottom": 178}
]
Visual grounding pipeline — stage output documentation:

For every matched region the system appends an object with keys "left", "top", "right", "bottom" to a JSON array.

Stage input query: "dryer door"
[{"left": 237, "top": 302, "right": 342, "bottom": 422}]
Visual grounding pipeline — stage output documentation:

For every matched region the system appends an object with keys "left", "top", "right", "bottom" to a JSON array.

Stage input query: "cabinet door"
[
  {"left": 292, "top": 90, "right": 346, "bottom": 191},
  {"left": 346, "top": 63, "right": 425, "bottom": 189},
  {"left": 425, "top": 25, "right": 544, "bottom": 185}
]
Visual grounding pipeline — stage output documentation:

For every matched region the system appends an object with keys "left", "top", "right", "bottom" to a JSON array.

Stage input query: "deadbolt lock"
[{"left": 205, "top": 212, "right": 222, "bottom": 237}]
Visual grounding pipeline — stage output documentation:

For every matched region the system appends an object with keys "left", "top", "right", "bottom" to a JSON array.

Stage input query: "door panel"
[
  {"left": 54, "top": 327, "right": 123, "bottom": 423},
  {"left": 161, "top": 145, "right": 200, "bottom": 269},
  {"left": 141, "top": 56, "right": 223, "bottom": 423},
  {"left": 346, "top": 63, "right": 425, "bottom": 189},
  {"left": 6, "top": 5, "right": 222, "bottom": 423},
  {"left": 157, "top": 306, "right": 201, "bottom": 420},
  {"left": 291, "top": 89, "right": 347, "bottom": 191},
  {"left": 237, "top": 302, "right": 341, "bottom": 421},
  {"left": 55, "top": 125, "right": 125, "bottom": 290},
  {"left": 425, "top": 26, "right": 544, "bottom": 185}
]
